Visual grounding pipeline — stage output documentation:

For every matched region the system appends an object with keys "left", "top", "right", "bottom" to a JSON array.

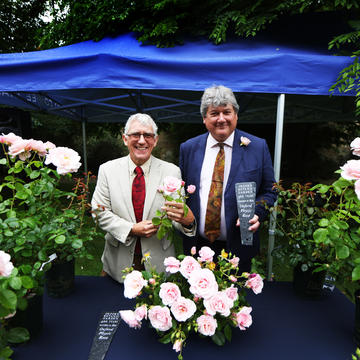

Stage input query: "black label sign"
[
  {"left": 88, "top": 312, "right": 120, "bottom": 360},
  {"left": 235, "top": 182, "right": 256, "bottom": 246}
]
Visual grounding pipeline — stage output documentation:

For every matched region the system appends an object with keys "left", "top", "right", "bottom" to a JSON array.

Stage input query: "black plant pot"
[
  {"left": 293, "top": 264, "right": 326, "bottom": 299},
  {"left": 9, "top": 293, "right": 43, "bottom": 340},
  {"left": 45, "top": 258, "right": 75, "bottom": 298}
]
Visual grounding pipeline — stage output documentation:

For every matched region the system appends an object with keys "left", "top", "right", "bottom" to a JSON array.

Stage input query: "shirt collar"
[
  {"left": 207, "top": 131, "right": 234, "bottom": 148},
  {"left": 128, "top": 155, "right": 152, "bottom": 176}
]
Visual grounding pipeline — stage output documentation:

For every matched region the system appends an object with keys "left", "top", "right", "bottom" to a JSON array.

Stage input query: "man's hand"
[
  {"left": 162, "top": 201, "right": 195, "bottom": 227},
  {"left": 131, "top": 220, "right": 158, "bottom": 238},
  {"left": 236, "top": 214, "right": 260, "bottom": 233}
]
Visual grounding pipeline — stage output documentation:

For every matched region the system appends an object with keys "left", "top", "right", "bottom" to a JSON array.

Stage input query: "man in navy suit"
[{"left": 179, "top": 85, "right": 277, "bottom": 272}]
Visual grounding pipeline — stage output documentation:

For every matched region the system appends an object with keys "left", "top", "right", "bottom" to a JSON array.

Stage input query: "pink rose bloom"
[
  {"left": 0, "top": 251, "right": 14, "bottom": 277},
  {"left": 123, "top": 270, "right": 148, "bottom": 299},
  {"left": 190, "top": 246, "right": 196, "bottom": 256},
  {"left": 235, "top": 306, "right": 253, "bottom": 330},
  {"left": 134, "top": 304, "right": 147, "bottom": 321},
  {"left": 186, "top": 185, "right": 196, "bottom": 194},
  {"left": 340, "top": 159, "right": 360, "bottom": 180},
  {"left": 245, "top": 274, "right": 264, "bottom": 294},
  {"left": 172, "top": 339, "right": 183, "bottom": 353},
  {"left": 45, "top": 146, "right": 81, "bottom": 175},
  {"left": 179, "top": 256, "right": 201, "bottom": 279},
  {"left": 203, "top": 291, "right": 232, "bottom": 317},
  {"left": 198, "top": 246, "right": 215, "bottom": 262},
  {"left": 225, "top": 285, "right": 238, "bottom": 302},
  {"left": 197, "top": 315, "right": 217, "bottom": 336},
  {"left": 162, "top": 176, "right": 182, "bottom": 195},
  {"left": 170, "top": 297, "right": 196, "bottom": 322},
  {"left": 44, "top": 141, "right": 56, "bottom": 150},
  {"left": 355, "top": 180, "right": 360, "bottom": 201},
  {"left": 164, "top": 257, "right": 180, "bottom": 274},
  {"left": 0, "top": 132, "right": 21, "bottom": 145},
  {"left": 351, "top": 138, "right": 360, "bottom": 157},
  {"left": 159, "top": 282, "right": 181, "bottom": 306},
  {"left": 119, "top": 310, "right": 141, "bottom": 329},
  {"left": 188, "top": 268, "right": 218, "bottom": 299},
  {"left": 29, "top": 140, "right": 47, "bottom": 156},
  {"left": 149, "top": 278, "right": 156, "bottom": 285},
  {"left": 157, "top": 185, "right": 164, "bottom": 193},
  {"left": 229, "top": 256, "right": 240, "bottom": 267},
  {"left": 148, "top": 306, "right": 172, "bottom": 331},
  {"left": 229, "top": 275, "right": 237, "bottom": 283},
  {"left": 8, "top": 138, "right": 33, "bottom": 160}
]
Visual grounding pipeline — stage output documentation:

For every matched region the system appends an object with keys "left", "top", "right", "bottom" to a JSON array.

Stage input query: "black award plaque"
[{"left": 235, "top": 182, "right": 256, "bottom": 246}]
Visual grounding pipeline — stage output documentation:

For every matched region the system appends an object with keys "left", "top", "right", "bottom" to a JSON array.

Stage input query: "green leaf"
[
  {"left": 336, "top": 245, "right": 350, "bottom": 259},
  {"left": 0, "top": 289, "right": 17, "bottom": 309},
  {"left": 55, "top": 235, "right": 66, "bottom": 244},
  {"left": 9, "top": 277, "right": 22, "bottom": 290},
  {"left": 72, "top": 239, "right": 83, "bottom": 249},
  {"left": 212, "top": 331, "right": 226, "bottom": 346},
  {"left": 29, "top": 170, "right": 40, "bottom": 179},
  {"left": 20, "top": 276, "right": 34, "bottom": 289},
  {"left": 152, "top": 217, "right": 161, "bottom": 226},
  {"left": 158, "top": 332, "right": 172, "bottom": 344},
  {"left": 352, "top": 265, "right": 360, "bottom": 281},
  {"left": 313, "top": 228, "right": 328, "bottom": 243},
  {"left": 155, "top": 210, "right": 162, "bottom": 217},
  {"left": 224, "top": 324, "right": 232, "bottom": 342},
  {"left": 0, "top": 158, "right": 7, "bottom": 165},
  {"left": 7, "top": 327, "right": 30, "bottom": 344},
  {"left": 318, "top": 218, "right": 329, "bottom": 227}
]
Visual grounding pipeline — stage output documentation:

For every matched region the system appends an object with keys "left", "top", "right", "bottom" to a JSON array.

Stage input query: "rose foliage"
[{"left": 120, "top": 247, "right": 263, "bottom": 360}]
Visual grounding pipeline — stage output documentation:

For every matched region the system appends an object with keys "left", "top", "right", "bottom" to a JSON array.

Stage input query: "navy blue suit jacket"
[{"left": 179, "top": 128, "right": 277, "bottom": 261}]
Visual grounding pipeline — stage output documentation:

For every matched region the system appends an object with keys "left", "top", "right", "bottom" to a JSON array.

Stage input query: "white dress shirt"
[{"left": 199, "top": 132, "right": 234, "bottom": 241}]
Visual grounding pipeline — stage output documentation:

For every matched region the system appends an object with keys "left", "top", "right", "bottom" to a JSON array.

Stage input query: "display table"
[{"left": 13, "top": 276, "right": 356, "bottom": 360}]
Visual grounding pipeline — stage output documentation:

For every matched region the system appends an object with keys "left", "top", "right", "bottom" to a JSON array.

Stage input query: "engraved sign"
[
  {"left": 88, "top": 312, "right": 121, "bottom": 360},
  {"left": 235, "top": 182, "right": 256, "bottom": 246}
]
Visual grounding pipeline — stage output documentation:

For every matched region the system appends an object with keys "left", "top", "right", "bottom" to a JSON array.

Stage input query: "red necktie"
[
  {"left": 132, "top": 166, "right": 145, "bottom": 255},
  {"left": 204, "top": 143, "right": 225, "bottom": 242}
]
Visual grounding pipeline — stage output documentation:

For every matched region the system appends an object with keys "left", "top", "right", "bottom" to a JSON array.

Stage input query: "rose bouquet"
[
  {"left": 119, "top": 246, "right": 263, "bottom": 360},
  {"left": 0, "top": 132, "right": 98, "bottom": 295}
]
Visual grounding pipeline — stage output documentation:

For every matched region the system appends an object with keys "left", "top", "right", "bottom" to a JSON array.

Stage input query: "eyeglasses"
[{"left": 126, "top": 132, "right": 156, "bottom": 140}]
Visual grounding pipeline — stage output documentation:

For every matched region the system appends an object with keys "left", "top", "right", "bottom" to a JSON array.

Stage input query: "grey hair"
[
  {"left": 200, "top": 85, "right": 239, "bottom": 117},
  {"left": 124, "top": 113, "right": 158, "bottom": 136}
]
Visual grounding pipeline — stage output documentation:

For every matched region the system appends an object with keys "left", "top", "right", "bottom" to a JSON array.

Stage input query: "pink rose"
[
  {"left": 225, "top": 285, "right": 238, "bottom": 302},
  {"left": 159, "top": 282, "right": 181, "bottom": 306},
  {"left": 8, "top": 138, "right": 33, "bottom": 160},
  {"left": 355, "top": 180, "right": 360, "bottom": 201},
  {"left": 235, "top": 306, "right": 253, "bottom": 330},
  {"left": 44, "top": 141, "right": 56, "bottom": 150},
  {"left": 0, "top": 132, "right": 21, "bottom": 145},
  {"left": 197, "top": 315, "right": 217, "bottom": 336},
  {"left": 149, "top": 278, "right": 156, "bottom": 285},
  {"left": 240, "top": 136, "right": 251, "bottom": 147},
  {"left": 190, "top": 246, "right": 196, "bottom": 256},
  {"left": 134, "top": 304, "right": 147, "bottom": 321},
  {"left": 229, "top": 257, "right": 240, "bottom": 267},
  {"left": 198, "top": 246, "right": 215, "bottom": 262},
  {"left": 119, "top": 310, "right": 141, "bottom": 329},
  {"left": 229, "top": 275, "right": 237, "bottom": 283},
  {"left": 351, "top": 138, "right": 360, "bottom": 157},
  {"left": 340, "top": 159, "right": 360, "bottom": 180},
  {"left": 29, "top": 140, "right": 47, "bottom": 156},
  {"left": 172, "top": 339, "right": 183, "bottom": 353},
  {"left": 171, "top": 297, "right": 196, "bottom": 322},
  {"left": 188, "top": 268, "right": 218, "bottom": 299},
  {"left": 245, "top": 274, "right": 264, "bottom": 294},
  {"left": 179, "top": 256, "right": 201, "bottom": 279},
  {"left": 203, "top": 291, "right": 232, "bottom": 317},
  {"left": 162, "top": 176, "right": 182, "bottom": 195},
  {"left": 164, "top": 257, "right": 180, "bottom": 274},
  {"left": 0, "top": 251, "right": 14, "bottom": 277},
  {"left": 148, "top": 306, "right": 172, "bottom": 331},
  {"left": 45, "top": 146, "right": 82, "bottom": 175},
  {"left": 186, "top": 185, "right": 196, "bottom": 194},
  {"left": 123, "top": 271, "right": 148, "bottom": 299}
]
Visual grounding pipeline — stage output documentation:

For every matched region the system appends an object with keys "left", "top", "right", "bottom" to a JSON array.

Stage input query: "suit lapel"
[{"left": 119, "top": 157, "right": 136, "bottom": 222}]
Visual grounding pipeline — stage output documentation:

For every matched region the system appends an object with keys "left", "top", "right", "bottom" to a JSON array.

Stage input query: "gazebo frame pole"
[{"left": 267, "top": 93, "right": 285, "bottom": 281}]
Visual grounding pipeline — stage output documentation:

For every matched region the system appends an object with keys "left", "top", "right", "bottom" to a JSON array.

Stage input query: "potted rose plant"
[
  {"left": 269, "top": 182, "right": 330, "bottom": 297},
  {"left": 0, "top": 133, "right": 98, "bottom": 301}
]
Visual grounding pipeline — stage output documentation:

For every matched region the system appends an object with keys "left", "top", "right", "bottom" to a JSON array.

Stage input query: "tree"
[{"left": 0, "top": 0, "right": 47, "bottom": 53}]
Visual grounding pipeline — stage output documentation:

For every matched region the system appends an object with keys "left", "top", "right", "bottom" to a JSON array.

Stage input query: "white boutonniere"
[{"left": 240, "top": 136, "right": 251, "bottom": 147}]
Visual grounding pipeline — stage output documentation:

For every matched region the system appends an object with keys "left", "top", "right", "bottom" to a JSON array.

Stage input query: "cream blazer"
[{"left": 91, "top": 155, "right": 194, "bottom": 283}]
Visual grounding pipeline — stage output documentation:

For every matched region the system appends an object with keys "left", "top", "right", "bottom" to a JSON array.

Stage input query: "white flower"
[
  {"left": 240, "top": 136, "right": 251, "bottom": 147},
  {"left": 123, "top": 271, "right": 148, "bottom": 299}
]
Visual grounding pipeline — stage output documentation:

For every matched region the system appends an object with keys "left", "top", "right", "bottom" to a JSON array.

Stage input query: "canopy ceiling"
[{"left": 0, "top": 32, "right": 355, "bottom": 124}]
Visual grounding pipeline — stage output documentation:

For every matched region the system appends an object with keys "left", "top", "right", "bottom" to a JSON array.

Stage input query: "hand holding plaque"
[{"left": 235, "top": 182, "right": 256, "bottom": 246}]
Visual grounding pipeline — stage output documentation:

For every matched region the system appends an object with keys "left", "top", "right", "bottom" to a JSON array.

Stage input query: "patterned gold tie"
[{"left": 205, "top": 143, "right": 225, "bottom": 242}]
